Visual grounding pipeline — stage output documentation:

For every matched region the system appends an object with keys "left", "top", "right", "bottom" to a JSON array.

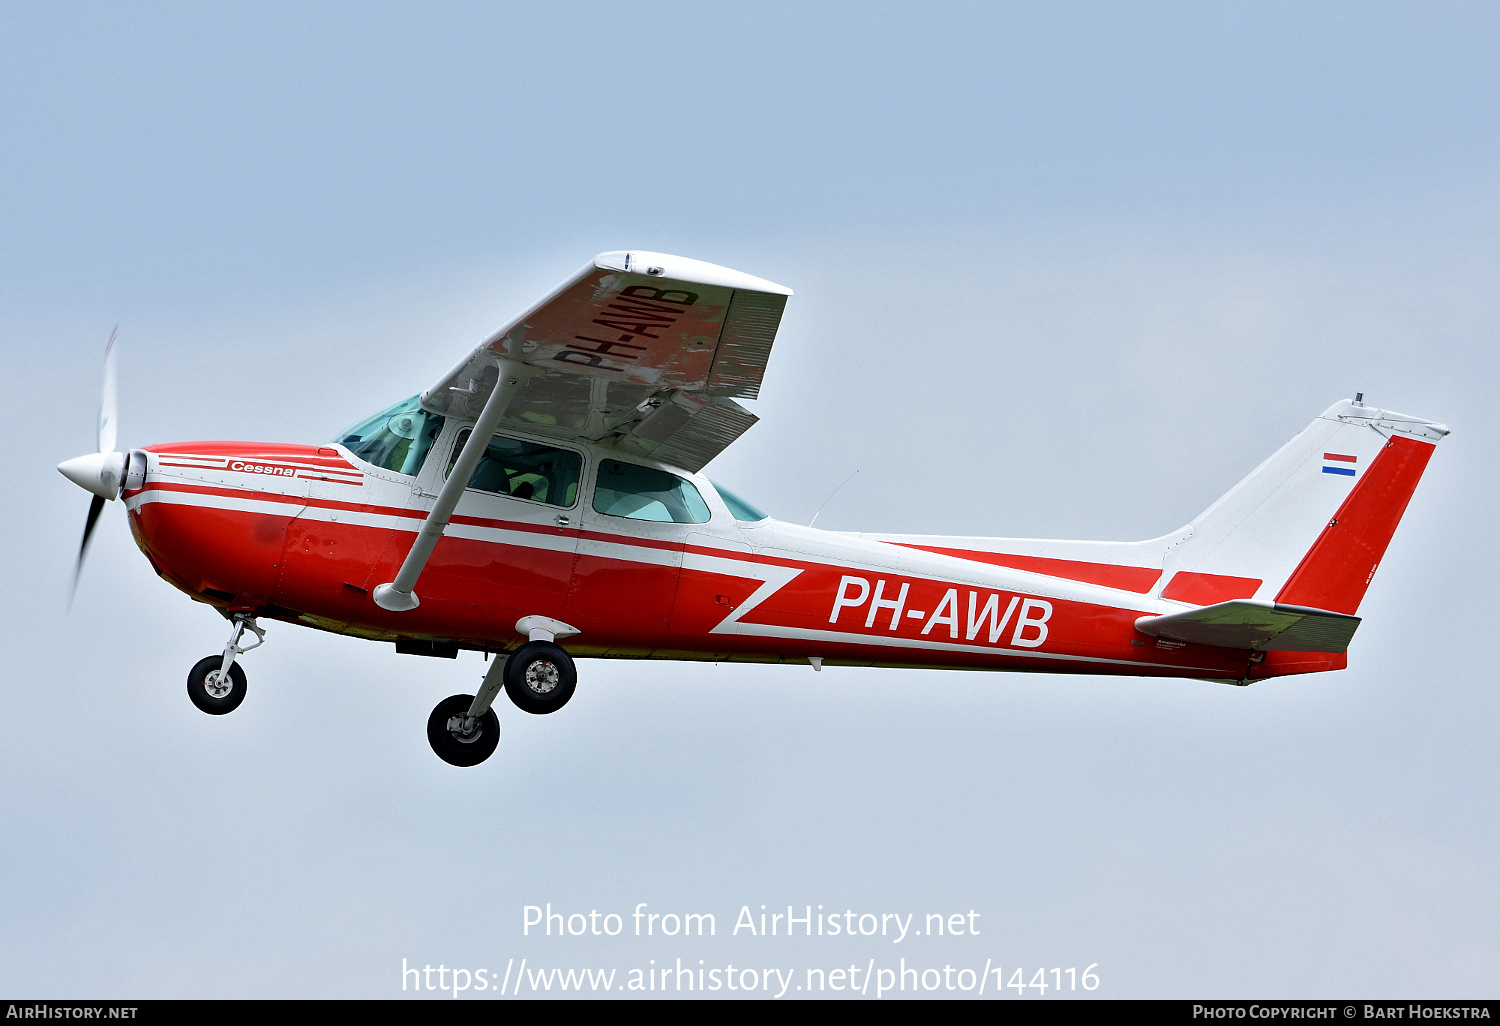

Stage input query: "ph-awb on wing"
[{"left": 420, "top": 251, "right": 793, "bottom": 473}]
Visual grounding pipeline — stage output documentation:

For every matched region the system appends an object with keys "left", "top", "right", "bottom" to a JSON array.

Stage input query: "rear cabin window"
[
  {"left": 336, "top": 396, "right": 444, "bottom": 476},
  {"left": 446, "top": 430, "right": 581, "bottom": 508},
  {"left": 593, "top": 459, "right": 710, "bottom": 524}
]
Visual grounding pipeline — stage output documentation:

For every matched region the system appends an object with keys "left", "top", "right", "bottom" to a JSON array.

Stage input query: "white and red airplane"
[{"left": 58, "top": 252, "right": 1448, "bottom": 766}]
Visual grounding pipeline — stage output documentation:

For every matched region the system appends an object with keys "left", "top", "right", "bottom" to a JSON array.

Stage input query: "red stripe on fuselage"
[
  {"left": 141, "top": 480, "right": 761, "bottom": 559},
  {"left": 889, "top": 544, "right": 1162, "bottom": 593},
  {"left": 1160, "top": 571, "right": 1263, "bottom": 605}
]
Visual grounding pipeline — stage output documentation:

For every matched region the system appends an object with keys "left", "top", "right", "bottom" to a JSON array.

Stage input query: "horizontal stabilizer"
[{"left": 1135, "top": 601, "right": 1361, "bottom": 653}]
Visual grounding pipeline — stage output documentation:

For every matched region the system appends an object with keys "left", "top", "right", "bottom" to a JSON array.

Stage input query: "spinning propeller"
[{"left": 58, "top": 328, "right": 131, "bottom": 603}]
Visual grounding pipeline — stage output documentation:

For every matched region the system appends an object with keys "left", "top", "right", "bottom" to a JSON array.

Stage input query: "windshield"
[
  {"left": 711, "top": 480, "right": 769, "bottom": 522},
  {"left": 335, "top": 396, "right": 444, "bottom": 476}
]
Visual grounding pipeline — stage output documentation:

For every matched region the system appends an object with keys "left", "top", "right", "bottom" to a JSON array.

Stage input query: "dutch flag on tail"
[{"left": 1323, "top": 453, "right": 1357, "bottom": 477}]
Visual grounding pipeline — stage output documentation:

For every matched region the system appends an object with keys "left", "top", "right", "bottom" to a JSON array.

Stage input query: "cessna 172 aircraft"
[{"left": 58, "top": 252, "right": 1448, "bottom": 766}]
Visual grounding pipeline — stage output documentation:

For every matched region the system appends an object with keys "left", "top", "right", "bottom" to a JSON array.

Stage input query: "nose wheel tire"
[
  {"left": 503, "top": 640, "right": 577, "bottom": 715},
  {"left": 427, "top": 694, "right": 500, "bottom": 767},
  {"left": 187, "top": 656, "right": 248, "bottom": 715}
]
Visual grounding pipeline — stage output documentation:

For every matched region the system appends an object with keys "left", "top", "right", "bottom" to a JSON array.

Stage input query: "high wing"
[{"left": 419, "top": 251, "right": 793, "bottom": 473}]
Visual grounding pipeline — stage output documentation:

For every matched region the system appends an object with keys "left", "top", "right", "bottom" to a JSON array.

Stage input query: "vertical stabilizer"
[{"left": 1157, "top": 400, "right": 1447, "bottom": 612}]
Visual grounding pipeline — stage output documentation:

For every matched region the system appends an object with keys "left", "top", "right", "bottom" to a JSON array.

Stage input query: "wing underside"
[{"left": 419, "top": 251, "right": 792, "bottom": 473}]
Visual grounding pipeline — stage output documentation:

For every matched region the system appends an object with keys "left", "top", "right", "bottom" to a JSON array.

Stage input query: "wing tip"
[{"left": 594, "top": 251, "right": 793, "bottom": 296}]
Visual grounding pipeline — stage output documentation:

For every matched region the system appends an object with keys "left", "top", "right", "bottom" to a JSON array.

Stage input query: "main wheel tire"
[
  {"left": 503, "top": 641, "right": 577, "bottom": 715},
  {"left": 427, "top": 694, "right": 500, "bottom": 767},
  {"left": 187, "top": 656, "right": 248, "bottom": 715}
]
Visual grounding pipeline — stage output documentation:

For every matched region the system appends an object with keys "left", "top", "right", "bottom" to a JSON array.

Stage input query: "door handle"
[{"left": 555, "top": 514, "right": 570, "bottom": 528}]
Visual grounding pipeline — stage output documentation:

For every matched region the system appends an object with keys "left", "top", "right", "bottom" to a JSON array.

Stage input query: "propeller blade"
[
  {"left": 98, "top": 326, "right": 118, "bottom": 455},
  {"left": 70, "top": 327, "right": 122, "bottom": 608},
  {"left": 70, "top": 494, "right": 107, "bottom": 608}
]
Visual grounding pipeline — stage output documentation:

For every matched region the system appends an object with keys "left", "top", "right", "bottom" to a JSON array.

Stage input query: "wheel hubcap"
[
  {"left": 204, "top": 672, "right": 232, "bottom": 699},
  {"left": 446, "top": 714, "right": 483, "bottom": 744},
  {"left": 524, "top": 659, "right": 560, "bottom": 695}
]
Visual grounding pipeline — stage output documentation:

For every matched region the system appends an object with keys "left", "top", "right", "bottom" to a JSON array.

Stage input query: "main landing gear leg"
[
  {"left": 186, "top": 615, "right": 265, "bottom": 715},
  {"left": 464, "top": 655, "right": 508, "bottom": 731},
  {"left": 427, "top": 655, "right": 506, "bottom": 768}
]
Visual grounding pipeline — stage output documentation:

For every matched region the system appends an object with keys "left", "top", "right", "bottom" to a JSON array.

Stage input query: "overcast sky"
[{"left": 2, "top": 1, "right": 1497, "bottom": 999}]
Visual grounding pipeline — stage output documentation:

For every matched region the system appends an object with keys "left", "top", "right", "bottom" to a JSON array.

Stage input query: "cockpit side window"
[
  {"left": 336, "top": 396, "right": 444, "bottom": 477},
  {"left": 446, "top": 430, "right": 582, "bottom": 508},
  {"left": 593, "top": 459, "right": 710, "bottom": 524}
]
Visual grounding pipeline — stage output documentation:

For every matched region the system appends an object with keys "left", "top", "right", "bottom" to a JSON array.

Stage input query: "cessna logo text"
[
  {"left": 229, "top": 462, "right": 296, "bottom": 477},
  {"left": 829, "top": 576, "right": 1053, "bottom": 648}
]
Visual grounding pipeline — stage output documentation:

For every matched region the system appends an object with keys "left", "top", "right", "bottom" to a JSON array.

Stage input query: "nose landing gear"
[{"left": 187, "top": 615, "right": 265, "bottom": 715}]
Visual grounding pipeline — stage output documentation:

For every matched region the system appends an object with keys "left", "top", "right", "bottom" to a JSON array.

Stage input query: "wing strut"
[{"left": 373, "top": 360, "right": 523, "bottom": 612}]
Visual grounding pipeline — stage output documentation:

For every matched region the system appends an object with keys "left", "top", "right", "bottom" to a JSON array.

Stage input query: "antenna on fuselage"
[{"left": 808, "top": 469, "right": 860, "bottom": 529}]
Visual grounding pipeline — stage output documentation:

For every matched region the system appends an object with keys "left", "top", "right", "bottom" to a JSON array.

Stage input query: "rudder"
[{"left": 1274, "top": 433, "right": 1437, "bottom": 614}]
